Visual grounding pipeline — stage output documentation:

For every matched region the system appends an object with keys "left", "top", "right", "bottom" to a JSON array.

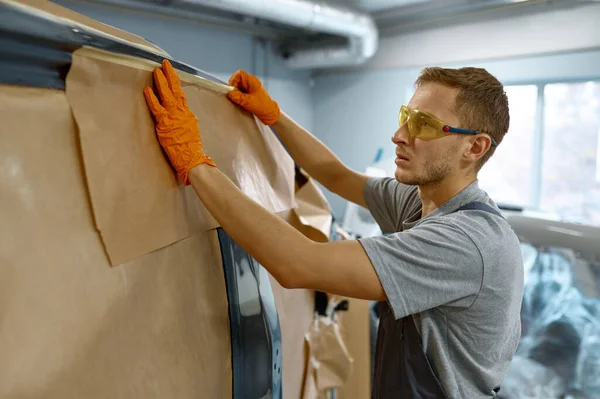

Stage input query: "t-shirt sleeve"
[
  {"left": 363, "top": 177, "right": 415, "bottom": 234},
  {"left": 359, "top": 219, "right": 484, "bottom": 319}
]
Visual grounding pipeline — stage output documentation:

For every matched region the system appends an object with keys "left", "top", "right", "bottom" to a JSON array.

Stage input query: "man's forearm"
[
  {"left": 187, "top": 163, "right": 386, "bottom": 301},
  {"left": 144, "top": 62, "right": 379, "bottom": 295},
  {"left": 272, "top": 112, "right": 346, "bottom": 189},
  {"left": 272, "top": 113, "right": 369, "bottom": 207},
  {"left": 188, "top": 163, "right": 314, "bottom": 288}
]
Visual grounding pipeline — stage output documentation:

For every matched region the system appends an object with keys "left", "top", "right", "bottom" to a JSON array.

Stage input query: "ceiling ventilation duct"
[
  {"left": 178, "top": 0, "right": 378, "bottom": 69},
  {"left": 88, "top": 0, "right": 378, "bottom": 69}
]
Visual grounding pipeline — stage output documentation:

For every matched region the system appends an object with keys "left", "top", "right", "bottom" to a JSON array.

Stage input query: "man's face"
[{"left": 393, "top": 83, "right": 464, "bottom": 186}]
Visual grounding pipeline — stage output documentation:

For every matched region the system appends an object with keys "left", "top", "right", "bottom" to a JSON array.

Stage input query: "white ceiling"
[{"left": 324, "top": 0, "right": 594, "bottom": 37}]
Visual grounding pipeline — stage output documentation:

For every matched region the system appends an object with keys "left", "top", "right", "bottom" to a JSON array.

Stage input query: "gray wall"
[{"left": 56, "top": 0, "right": 313, "bottom": 131}]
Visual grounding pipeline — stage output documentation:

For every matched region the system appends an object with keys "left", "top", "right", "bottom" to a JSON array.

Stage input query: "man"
[{"left": 144, "top": 60, "right": 524, "bottom": 398}]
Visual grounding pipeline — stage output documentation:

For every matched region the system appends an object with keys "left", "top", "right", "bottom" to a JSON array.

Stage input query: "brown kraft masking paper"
[
  {"left": 66, "top": 50, "right": 296, "bottom": 265},
  {"left": 0, "top": 85, "right": 231, "bottom": 399},
  {"left": 0, "top": 83, "right": 334, "bottom": 399},
  {"left": 294, "top": 169, "right": 333, "bottom": 243}
]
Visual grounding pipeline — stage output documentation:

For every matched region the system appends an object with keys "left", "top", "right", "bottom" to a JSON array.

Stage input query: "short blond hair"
[{"left": 415, "top": 67, "right": 509, "bottom": 168}]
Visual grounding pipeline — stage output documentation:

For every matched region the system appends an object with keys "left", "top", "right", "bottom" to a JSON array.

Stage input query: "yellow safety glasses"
[{"left": 398, "top": 105, "right": 498, "bottom": 147}]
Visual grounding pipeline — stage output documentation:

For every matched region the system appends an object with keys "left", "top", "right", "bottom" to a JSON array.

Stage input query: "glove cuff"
[
  {"left": 180, "top": 155, "right": 217, "bottom": 186},
  {"left": 260, "top": 101, "right": 281, "bottom": 126}
]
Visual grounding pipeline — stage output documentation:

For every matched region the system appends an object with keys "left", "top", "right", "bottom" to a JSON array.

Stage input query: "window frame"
[{"left": 503, "top": 77, "right": 600, "bottom": 209}]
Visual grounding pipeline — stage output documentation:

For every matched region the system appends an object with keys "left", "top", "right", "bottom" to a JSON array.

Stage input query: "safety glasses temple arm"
[{"left": 443, "top": 126, "right": 498, "bottom": 147}]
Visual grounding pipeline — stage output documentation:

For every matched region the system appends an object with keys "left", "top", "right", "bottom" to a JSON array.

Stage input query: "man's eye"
[{"left": 416, "top": 117, "right": 429, "bottom": 128}]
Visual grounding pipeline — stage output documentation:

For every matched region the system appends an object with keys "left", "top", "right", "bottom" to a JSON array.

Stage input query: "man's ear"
[{"left": 464, "top": 135, "right": 491, "bottom": 162}]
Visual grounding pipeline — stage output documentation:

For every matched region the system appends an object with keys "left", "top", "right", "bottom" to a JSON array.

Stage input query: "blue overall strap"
[{"left": 454, "top": 201, "right": 504, "bottom": 218}]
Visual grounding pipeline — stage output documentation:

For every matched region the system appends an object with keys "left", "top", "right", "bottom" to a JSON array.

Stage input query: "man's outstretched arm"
[
  {"left": 189, "top": 163, "right": 385, "bottom": 301},
  {"left": 227, "top": 70, "right": 369, "bottom": 207},
  {"left": 144, "top": 60, "right": 385, "bottom": 301}
]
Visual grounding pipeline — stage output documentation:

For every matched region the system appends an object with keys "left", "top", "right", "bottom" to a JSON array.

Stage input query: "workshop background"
[{"left": 3, "top": 0, "right": 600, "bottom": 398}]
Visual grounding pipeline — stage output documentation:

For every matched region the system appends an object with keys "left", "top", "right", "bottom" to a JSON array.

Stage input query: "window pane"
[
  {"left": 541, "top": 82, "right": 600, "bottom": 225},
  {"left": 479, "top": 85, "right": 538, "bottom": 207}
]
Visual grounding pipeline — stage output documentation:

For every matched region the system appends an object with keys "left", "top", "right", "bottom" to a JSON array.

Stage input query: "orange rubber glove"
[
  {"left": 144, "top": 60, "right": 216, "bottom": 185},
  {"left": 227, "top": 70, "right": 281, "bottom": 125}
]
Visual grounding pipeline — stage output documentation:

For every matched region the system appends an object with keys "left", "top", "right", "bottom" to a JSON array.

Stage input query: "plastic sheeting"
[{"left": 500, "top": 244, "right": 600, "bottom": 399}]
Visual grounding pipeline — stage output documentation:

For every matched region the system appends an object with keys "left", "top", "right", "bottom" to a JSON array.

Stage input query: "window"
[
  {"left": 479, "top": 81, "right": 600, "bottom": 227},
  {"left": 479, "top": 85, "right": 538, "bottom": 207},
  {"left": 540, "top": 82, "right": 600, "bottom": 224}
]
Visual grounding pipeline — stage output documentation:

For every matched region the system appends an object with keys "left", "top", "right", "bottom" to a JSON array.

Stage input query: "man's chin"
[{"left": 394, "top": 169, "right": 418, "bottom": 185}]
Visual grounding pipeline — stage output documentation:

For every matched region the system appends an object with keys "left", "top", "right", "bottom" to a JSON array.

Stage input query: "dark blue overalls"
[{"left": 371, "top": 202, "right": 503, "bottom": 399}]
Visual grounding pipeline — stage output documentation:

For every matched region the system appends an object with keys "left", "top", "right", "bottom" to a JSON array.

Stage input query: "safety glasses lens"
[
  {"left": 410, "top": 113, "right": 444, "bottom": 140},
  {"left": 398, "top": 106, "right": 448, "bottom": 141},
  {"left": 416, "top": 116, "right": 444, "bottom": 140},
  {"left": 398, "top": 106, "right": 408, "bottom": 126}
]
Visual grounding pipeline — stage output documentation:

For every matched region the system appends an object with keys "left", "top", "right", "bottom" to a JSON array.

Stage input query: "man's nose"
[{"left": 392, "top": 124, "right": 410, "bottom": 145}]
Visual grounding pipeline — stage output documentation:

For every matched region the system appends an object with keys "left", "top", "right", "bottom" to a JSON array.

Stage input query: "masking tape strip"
[{"left": 75, "top": 47, "right": 234, "bottom": 95}]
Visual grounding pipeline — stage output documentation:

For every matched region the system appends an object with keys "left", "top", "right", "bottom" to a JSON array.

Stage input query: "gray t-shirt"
[{"left": 359, "top": 177, "right": 524, "bottom": 399}]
